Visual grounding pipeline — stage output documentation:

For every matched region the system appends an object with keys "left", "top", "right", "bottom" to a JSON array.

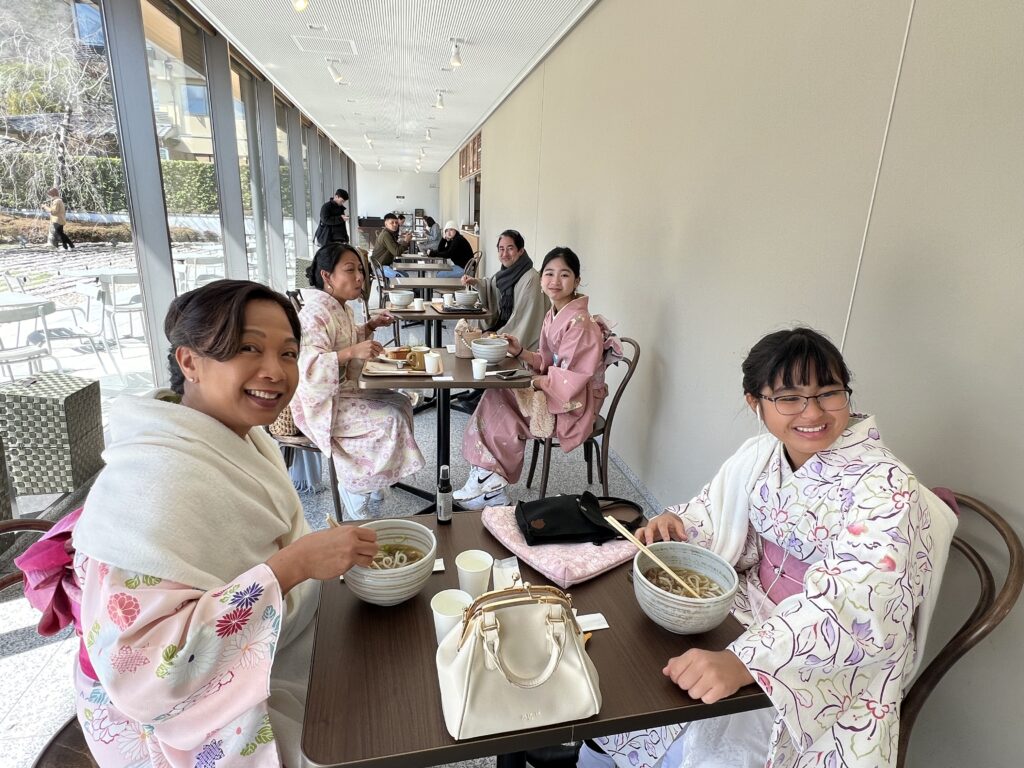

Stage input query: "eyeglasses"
[{"left": 758, "top": 388, "right": 851, "bottom": 416}]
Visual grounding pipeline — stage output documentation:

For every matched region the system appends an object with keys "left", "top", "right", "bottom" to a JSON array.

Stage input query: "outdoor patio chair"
[
  {"left": 26, "top": 289, "right": 122, "bottom": 381},
  {"left": 97, "top": 273, "right": 143, "bottom": 356},
  {"left": 525, "top": 337, "right": 640, "bottom": 497},
  {"left": 0, "top": 303, "right": 63, "bottom": 381},
  {"left": 896, "top": 490, "right": 1023, "bottom": 766}
]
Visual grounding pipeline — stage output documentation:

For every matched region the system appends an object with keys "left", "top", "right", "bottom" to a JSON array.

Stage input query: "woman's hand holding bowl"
[
  {"left": 636, "top": 512, "right": 688, "bottom": 544},
  {"left": 502, "top": 334, "right": 523, "bottom": 356}
]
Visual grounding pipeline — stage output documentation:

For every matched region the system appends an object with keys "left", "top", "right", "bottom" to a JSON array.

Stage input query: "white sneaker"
[
  {"left": 338, "top": 485, "right": 371, "bottom": 520},
  {"left": 453, "top": 466, "right": 507, "bottom": 501},
  {"left": 459, "top": 487, "right": 510, "bottom": 511}
]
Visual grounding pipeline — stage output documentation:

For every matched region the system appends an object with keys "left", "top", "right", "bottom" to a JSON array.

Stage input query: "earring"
[{"left": 189, "top": 377, "right": 197, "bottom": 383}]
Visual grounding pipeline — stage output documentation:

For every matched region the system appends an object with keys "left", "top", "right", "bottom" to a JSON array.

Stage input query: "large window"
[
  {"left": 231, "top": 64, "right": 269, "bottom": 285},
  {"left": 275, "top": 100, "right": 295, "bottom": 288},
  {"left": 142, "top": 0, "right": 225, "bottom": 293},
  {"left": 0, "top": 0, "right": 153, "bottom": 402}
]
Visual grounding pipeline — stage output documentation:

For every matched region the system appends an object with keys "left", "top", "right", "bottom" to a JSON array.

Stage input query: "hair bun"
[{"left": 305, "top": 262, "right": 316, "bottom": 286}]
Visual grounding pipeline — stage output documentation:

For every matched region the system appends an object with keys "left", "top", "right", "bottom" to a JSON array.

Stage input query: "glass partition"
[
  {"left": 141, "top": 0, "right": 225, "bottom": 293},
  {"left": 275, "top": 100, "right": 295, "bottom": 288},
  {"left": 0, "top": 0, "right": 154, "bottom": 402},
  {"left": 231, "top": 64, "right": 269, "bottom": 285}
]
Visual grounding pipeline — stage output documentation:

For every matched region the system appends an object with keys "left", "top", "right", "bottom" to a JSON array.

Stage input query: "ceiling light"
[
  {"left": 418, "top": 147, "right": 426, "bottom": 158},
  {"left": 424, "top": 128, "right": 432, "bottom": 142},
  {"left": 415, "top": 167, "right": 421, "bottom": 174},
  {"left": 292, "top": 0, "right": 308, "bottom": 11},
  {"left": 326, "top": 59, "right": 346, "bottom": 84},
  {"left": 363, "top": 133, "right": 372, "bottom": 145},
  {"left": 434, "top": 90, "right": 444, "bottom": 109},
  {"left": 376, "top": 160, "right": 382, "bottom": 170},
  {"left": 307, "top": 23, "right": 325, "bottom": 31},
  {"left": 449, "top": 40, "right": 462, "bottom": 68}
]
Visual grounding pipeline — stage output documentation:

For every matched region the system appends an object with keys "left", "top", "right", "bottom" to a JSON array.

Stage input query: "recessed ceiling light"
[{"left": 292, "top": 0, "right": 308, "bottom": 11}]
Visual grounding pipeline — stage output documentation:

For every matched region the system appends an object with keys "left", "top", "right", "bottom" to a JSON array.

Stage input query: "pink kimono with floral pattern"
[
  {"left": 464, "top": 295, "right": 607, "bottom": 482},
  {"left": 291, "top": 289, "right": 424, "bottom": 493}
]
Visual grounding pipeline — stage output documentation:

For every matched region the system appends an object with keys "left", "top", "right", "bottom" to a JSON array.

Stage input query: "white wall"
[
  {"left": 353, "top": 169, "right": 440, "bottom": 221},
  {"left": 439, "top": 1, "right": 1024, "bottom": 764}
]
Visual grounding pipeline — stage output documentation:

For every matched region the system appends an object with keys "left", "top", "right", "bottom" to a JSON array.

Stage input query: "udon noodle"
[
  {"left": 370, "top": 542, "right": 424, "bottom": 570},
  {"left": 643, "top": 566, "right": 723, "bottom": 598}
]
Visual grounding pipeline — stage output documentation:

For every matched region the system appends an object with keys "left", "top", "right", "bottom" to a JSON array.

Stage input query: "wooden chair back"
[
  {"left": 465, "top": 251, "right": 482, "bottom": 278},
  {"left": 897, "top": 491, "right": 1024, "bottom": 766}
]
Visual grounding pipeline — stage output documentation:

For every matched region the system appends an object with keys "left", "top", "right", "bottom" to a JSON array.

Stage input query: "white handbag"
[{"left": 435, "top": 582, "right": 602, "bottom": 740}]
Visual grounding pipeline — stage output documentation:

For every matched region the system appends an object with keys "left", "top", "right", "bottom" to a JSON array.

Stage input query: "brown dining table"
[
  {"left": 358, "top": 349, "right": 531, "bottom": 510},
  {"left": 391, "top": 276, "right": 466, "bottom": 295},
  {"left": 301, "top": 512, "right": 771, "bottom": 768},
  {"left": 384, "top": 301, "right": 492, "bottom": 347}
]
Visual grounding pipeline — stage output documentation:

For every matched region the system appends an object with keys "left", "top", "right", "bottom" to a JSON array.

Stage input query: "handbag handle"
[{"left": 482, "top": 612, "right": 567, "bottom": 689}]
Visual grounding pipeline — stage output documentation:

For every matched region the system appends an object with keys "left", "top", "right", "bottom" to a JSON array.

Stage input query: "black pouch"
[{"left": 514, "top": 491, "right": 645, "bottom": 546}]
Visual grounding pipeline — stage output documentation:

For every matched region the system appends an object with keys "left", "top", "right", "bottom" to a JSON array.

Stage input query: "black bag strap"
[{"left": 577, "top": 492, "right": 645, "bottom": 536}]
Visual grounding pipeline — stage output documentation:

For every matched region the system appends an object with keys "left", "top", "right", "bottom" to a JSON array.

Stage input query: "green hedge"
[{"left": 0, "top": 152, "right": 290, "bottom": 215}]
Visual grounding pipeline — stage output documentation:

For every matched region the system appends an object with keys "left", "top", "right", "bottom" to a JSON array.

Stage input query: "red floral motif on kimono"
[
  {"left": 215, "top": 606, "right": 252, "bottom": 637},
  {"left": 107, "top": 592, "right": 141, "bottom": 630}
]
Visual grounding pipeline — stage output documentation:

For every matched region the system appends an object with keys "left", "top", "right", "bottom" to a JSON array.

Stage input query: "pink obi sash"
[{"left": 757, "top": 536, "right": 810, "bottom": 604}]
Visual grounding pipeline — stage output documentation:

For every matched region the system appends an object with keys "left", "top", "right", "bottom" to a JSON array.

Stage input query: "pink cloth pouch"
[
  {"left": 482, "top": 505, "right": 638, "bottom": 588},
  {"left": 14, "top": 506, "right": 97, "bottom": 680}
]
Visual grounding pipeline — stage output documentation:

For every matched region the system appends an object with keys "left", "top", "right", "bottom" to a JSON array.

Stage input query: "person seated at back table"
[
  {"left": 580, "top": 327, "right": 956, "bottom": 768},
  {"left": 371, "top": 212, "right": 411, "bottom": 279},
  {"left": 455, "top": 247, "right": 616, "bottom": 508},
  {"left": 421, "top": 215, "right": 442, "bottom": 252},
  {"left": 291, "top": 243, "right": 425, "bottom": 519},
  {"left": 72, "top": 279, "right": 379, "bottom": 768},
  {"left": 436, "top": 220, "right": 474, "bottom": 277}
]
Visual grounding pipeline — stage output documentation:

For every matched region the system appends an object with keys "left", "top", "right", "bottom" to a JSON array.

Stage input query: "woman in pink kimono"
[
  {"left": 291, "top": 243, "right": 425, "bottom": 519},
  {"left": 580, "top": 328, "right": 956, "bottom": 768},
  {"left": 455, "top": 247, "right": 612, "bottom": 508},
  {"left": 72, "top": 280, "right": 380, "bottom": 767}
]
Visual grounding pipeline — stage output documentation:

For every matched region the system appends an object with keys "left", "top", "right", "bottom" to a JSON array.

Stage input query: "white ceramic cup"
[
  {"left": 412, "top": 297, "right": 425, "bottom": 311},
  {"left": 471, "top": 358, "right": 487, "bottom": 380},
  {"left": 430, "top": 588, "right": 473, "bottom": 645},
  {"left": 424, "top": 351, "right": 442, "bottom": 374},
  {"left": 456, "top": 549, "right": 494, "bottom": 598},
  {"left": 443, "top": 293, "right": 454, "bottom": 307}
]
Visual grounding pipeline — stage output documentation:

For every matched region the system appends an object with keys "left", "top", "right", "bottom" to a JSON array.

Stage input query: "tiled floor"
[{"left": 0, "top": 314, "right": 659, "bottom": 767}]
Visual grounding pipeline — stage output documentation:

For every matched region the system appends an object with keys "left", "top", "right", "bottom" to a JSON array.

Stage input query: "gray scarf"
[{"left": 490, "top": 252, "right": 533, "bottom": 331}]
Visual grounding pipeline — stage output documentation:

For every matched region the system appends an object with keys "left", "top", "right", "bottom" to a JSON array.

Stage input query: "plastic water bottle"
[{"left": 437, "top": 465, "right": 453, "bottom": 524}]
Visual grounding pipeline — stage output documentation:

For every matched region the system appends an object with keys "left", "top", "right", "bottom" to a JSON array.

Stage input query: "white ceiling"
[{"left": 189, "top": 0, "right": 600, "bottom": 172}]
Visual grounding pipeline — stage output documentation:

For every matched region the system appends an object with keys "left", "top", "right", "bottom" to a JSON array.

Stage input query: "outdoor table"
[
  {"left": 384, "top": 302, "right": 493, "bottom": 347},
  {"left": 0, "top": 292, "right": 56, "bottom": 313},
  {"left": 358, "top": 349, "right": 529, "bottom": 509},
  {"left": 301, "top": 512, "right": 771, "bottom": 768}
]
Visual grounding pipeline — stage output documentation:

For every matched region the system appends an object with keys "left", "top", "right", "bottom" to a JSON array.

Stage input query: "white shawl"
[
  {"left": 698, "top": 427, "right": 956, "bottom": 682},
  {"left": 74, "top": 390, "right": 316, "bottom": 622}
]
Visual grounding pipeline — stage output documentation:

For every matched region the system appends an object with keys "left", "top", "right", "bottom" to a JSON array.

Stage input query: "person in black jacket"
[
  {"left": 437, "top": 220, "right": 474, "bottom": 277},
  {"left": 315, "top": 189, "right": 349, "bottom": 246}
]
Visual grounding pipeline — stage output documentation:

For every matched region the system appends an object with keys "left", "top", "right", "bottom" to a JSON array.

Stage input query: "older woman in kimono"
[
  {"left": 455, "top": 247, "right": 613, "bottom": 508},
  {"left": 291, "top": 243, "right": 424, "bottom": 519},
  {"left": 581, "top": 327, "right": 956, "bottom": 768},
  {"left": 72, "top": 280, "right": 380, "bottom": 767}
]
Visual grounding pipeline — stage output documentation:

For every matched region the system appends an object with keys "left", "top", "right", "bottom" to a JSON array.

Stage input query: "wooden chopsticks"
[{"left": 603, "top": 515, "right": 701, "bottom": 599}]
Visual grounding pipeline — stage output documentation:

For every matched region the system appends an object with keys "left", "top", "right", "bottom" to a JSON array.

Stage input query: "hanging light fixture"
[
  {"left": 418, "top": 147, "right": 426, "bottom": 159},
  {"left": 434, "top": 90, "right": 444, "bottom": 109},
  {"left": 449, "top": 39, "right": 463, "bottom": 68},
  {"left": 293, "top": 0, "right": 309, "bottom": 12},
  {"left": 424, "top": 128, "right": 432, "bottom": 142}
]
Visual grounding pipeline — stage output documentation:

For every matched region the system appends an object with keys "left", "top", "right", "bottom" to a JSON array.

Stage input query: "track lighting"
[{"left": 326, "top": 59, "right": 346, "bottom": 84}]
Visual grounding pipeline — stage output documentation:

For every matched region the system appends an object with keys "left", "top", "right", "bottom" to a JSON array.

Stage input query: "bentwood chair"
[
  {"left": 464, "top": 251, "right": 483, "bottom": 278},
  {"left": 525, "top": 337, "right": 640, "bottom": 497},
  {"left": 0, "top": 518, "right": 98, "bottom": 768},
  {"left": 896, "top": 490, "right": 1023, "bottom": 767}
]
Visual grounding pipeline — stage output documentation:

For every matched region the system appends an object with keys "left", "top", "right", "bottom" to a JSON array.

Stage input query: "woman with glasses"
[{"left": 582, "top": 327, "right": 956, "bottom": 768}]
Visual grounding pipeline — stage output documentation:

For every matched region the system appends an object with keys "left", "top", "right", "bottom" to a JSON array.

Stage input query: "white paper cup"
[
  {"left": 424, "top": 351, "right": 441, "bottom": 374},
  {"left": 456, "top": 549, "right": 494, "bottom": 598},
  {"left": 443, "top": 293, "right": 454, "bottom": 307},
  {"left": 471, "top": 358, "right": 487, "bottom": 380},
  {"left": 430, "top": 588, "right": 473, "bottom": 645},
  {"left": 412, "top": 297, "right": 424, "bottom": 311}
]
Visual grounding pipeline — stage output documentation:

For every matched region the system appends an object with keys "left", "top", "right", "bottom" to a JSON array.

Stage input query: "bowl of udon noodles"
[
  {"left": 344, "top": 519, "right": 438, "bottom": 606},
  {"left": 632, "top": 541, "right": 738, "bottom": 634}
]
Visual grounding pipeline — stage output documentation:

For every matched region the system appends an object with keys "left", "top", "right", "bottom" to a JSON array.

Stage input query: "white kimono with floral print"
[
  {"left": 596, "top": 416, "right": 950, "bottom": 768},
  {"left": 291, "top": 289, "right": 424, "bottom": 493}
]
